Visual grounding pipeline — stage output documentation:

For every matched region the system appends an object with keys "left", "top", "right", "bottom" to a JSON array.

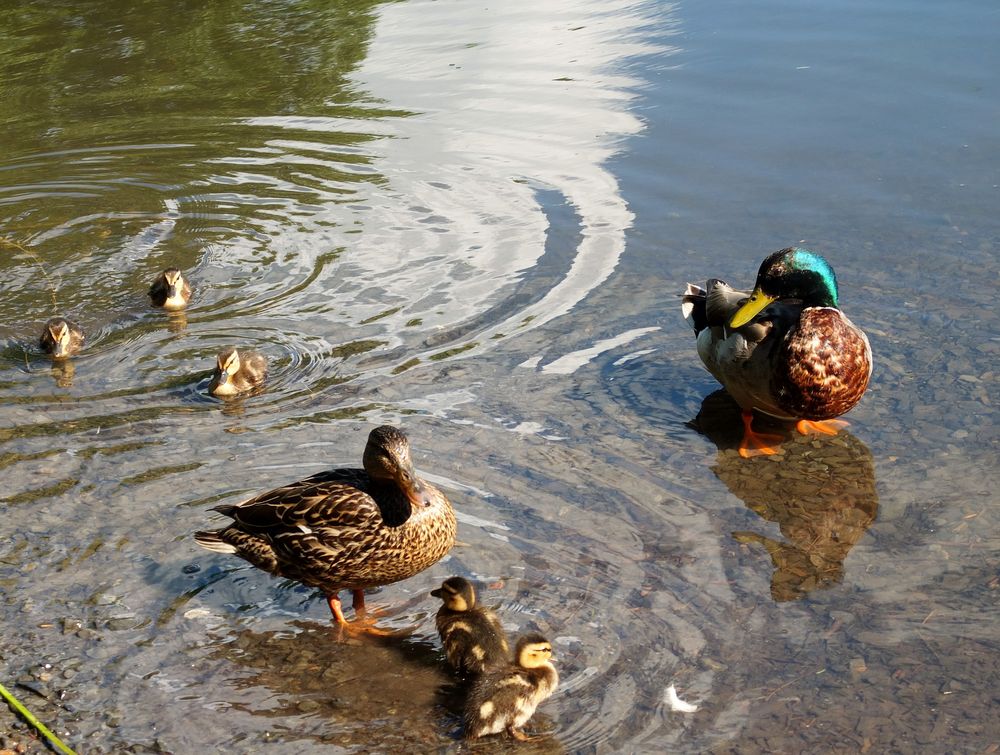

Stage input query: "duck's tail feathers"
[
  {"left": 194, "top": 531, "right": 239, "bottom": 554},
  {"left": 681, "top": 283, "right": 709, "bottom": 334},
  {"left": 210, "top": 503, "right": 238, "bottom": 517}
]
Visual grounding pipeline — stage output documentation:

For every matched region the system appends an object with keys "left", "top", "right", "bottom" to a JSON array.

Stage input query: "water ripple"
[{"left": 0, "top": 0, "right": 682, "bottom": 751}]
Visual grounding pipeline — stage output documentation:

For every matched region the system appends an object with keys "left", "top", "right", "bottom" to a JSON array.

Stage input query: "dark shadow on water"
[
  {"left": 690, "top": 390, "right": 879, "bottom": 602},
  {"left": 205, "top": 619, "right": 454, "bottom": 749},
  {"left": 203, "top": 619, "right": 565, "bottom": 753}
]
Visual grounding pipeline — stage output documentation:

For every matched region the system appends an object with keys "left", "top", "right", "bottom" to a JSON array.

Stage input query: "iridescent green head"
[{"left": 730, "top": 248, "right": 840, "bottom": 327}]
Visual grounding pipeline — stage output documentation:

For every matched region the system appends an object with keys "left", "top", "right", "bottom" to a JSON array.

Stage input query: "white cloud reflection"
[{"left": 347, "top": 0, "right": 678, "bottom": 343}]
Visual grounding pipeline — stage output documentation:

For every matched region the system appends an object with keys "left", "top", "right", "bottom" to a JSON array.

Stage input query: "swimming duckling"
[
  {"left": 208, "top": 347, "right": 267, "bottom": 397},
  {"left": 464, "top": 633, "right": 558, "bottom": 741},
  {"left": 39, "top": 317, "right": 84, "bottom": 359},
  {"left": 431, "top": 577, "right": 510, "bottom": 677},
  {"left": 149, "top": 268, "right": 192, "bottom": 310}
]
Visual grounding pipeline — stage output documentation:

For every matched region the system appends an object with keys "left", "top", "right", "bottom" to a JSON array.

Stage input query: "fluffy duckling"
[
  {"left": 39, "top": 317, "right": 84, "bottom": 359},
  {"left": 464, "top": 633, "right": 558, "bottom": 741},
  {"left": 431, "top": 577, "right": 510, "bottom": 677},
  {"left": 208, "top": 347, "right": 267, "bottom": 397},
  {"left": 149, "top": 267, "right": 192, "bottom": 310},
  {"left": 194, "top": 425, "right": 457, "bottom": 629}
]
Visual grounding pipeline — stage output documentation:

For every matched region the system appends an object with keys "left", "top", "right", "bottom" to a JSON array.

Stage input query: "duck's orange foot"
[
  {"left": 795, "top": 419, "right": 849, "bottom": 436},
  {"left": 509, "top": 727, "right": 536, "bottom": 742},
  {"left": 738, "top": 411, "right": 785, "bottom": 458},
  {"left": 326, "top": 591, "right": 415, "bottom": 638},
  {"left": 340, "top": 616, "right": 415, "bottom": 638}
]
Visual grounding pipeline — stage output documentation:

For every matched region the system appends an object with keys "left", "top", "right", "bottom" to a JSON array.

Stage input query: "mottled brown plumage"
[
  {"left": 194, "top": 425, "right": 456, "bottom": 626},
  {"left": 464, "top": 633, "right": 558, "bottom": 741},
  {"left": 682, "top": 248, "right": 872, "bottom": 456},
  {"left": 431, "top": 577, "right": 510, "bottom": 677},
  {"left": 774, "top": 307, "right": 871, "bottom": 419},
  {"left": 40, "top": 317, "right": 84, "bottom": 359},
  {"left": 208, "top": 347, "right": 267, "bottom": 397},
  {"left": 149, "top": 267, "right": 192, "bottom": 310}
]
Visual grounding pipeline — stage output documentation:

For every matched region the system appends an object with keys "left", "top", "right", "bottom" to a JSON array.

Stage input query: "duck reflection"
[
  {"left": 218, "top": 396, "right": 249, "bottom": 421},
  {"left": 164, "top": 310, "right": 188, "bottom": 334},
  {"left": 50, "top": 359, "right": 75, "bottom": 388},
  {"left": 690, "top": 391, "right": 878, "bottom": 602}
]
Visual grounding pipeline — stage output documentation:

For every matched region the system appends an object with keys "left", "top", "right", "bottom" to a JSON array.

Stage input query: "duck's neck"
[
  {"left": 527, "top": 663, "right": 558, "bottom": 693},
  {"left": 368, "top": 478, "right": 413, "bottom": 527}
]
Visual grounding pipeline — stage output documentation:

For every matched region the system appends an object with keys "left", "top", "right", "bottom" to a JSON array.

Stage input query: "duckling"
[
  {"left": 431, "top": 577, "right": 510, "bottom": 677},
  {"left": 208, "top": 347, "right": 267, "bottom": 397},
  {"left": 194, "top": 425, "right": 457, "bottom": 629},
  {"left": 464, "top": 633, "right": 558, "bottom": 741},
  {"left": 39, "top": 317, "right": 84, "bottom": 359},
  {"left": 149, "top": 267, "right": 191, "bottom": 310}
]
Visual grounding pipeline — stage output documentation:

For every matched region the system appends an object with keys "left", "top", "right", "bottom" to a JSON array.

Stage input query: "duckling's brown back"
[{"left": 437, "top": 606, "right": 510, "bottom": 677}]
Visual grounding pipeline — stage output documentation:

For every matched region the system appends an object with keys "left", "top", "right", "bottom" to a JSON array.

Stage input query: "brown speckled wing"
[
  {"left": 216, "top": 530, "right": 280, "bottom": 573},
  {"left": 774, "top": 308, "right": 872, "bottom": 419},
  {"left": 202, "top": 468, "right": 455, "bottom": 596},
  {"left": 219, "top": 469, "right": 376, "bottom": 530}
]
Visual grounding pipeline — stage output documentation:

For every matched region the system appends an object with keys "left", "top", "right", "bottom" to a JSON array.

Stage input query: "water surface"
[{"left": 1, "top": 0, "right": 998, "bottom": 752}]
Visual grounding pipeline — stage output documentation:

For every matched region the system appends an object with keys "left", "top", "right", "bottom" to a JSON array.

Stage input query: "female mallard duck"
[
  {"left": 40, "top": 317, "right": 84, "bottom": 359},
  {"left": 207, "top": 347, "right": 267, "bottom": 397},
  {"left": 431, "top": 576, "right": 510, "bottom": 677},
  {"left": 149, "top": 267, "right": 191, "bottom": 310},
  {"left": 465, "top": 633, "right": 558, "bottom": 741},
  {"left": 194, "top": 425, "right": 457, "bottom": 629},
  {"left": 682, "top": 247, "right": 872, "bottom": 458}
]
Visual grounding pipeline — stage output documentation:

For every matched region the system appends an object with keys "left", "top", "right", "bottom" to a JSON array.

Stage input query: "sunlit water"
[{"left": 1, "top": 0, "right": 998, "bottom": 752}]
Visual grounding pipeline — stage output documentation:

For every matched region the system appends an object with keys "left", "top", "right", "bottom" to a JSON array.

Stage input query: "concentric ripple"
[{"left": 0, "top": 0, "right": 688, "bottom": 751}]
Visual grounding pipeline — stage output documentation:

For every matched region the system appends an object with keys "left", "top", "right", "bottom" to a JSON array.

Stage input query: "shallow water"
[{"left": 1, "top": 0, "right": 998, "bottom": 752}]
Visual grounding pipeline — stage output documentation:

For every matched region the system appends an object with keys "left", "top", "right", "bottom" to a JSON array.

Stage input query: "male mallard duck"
[
  {"left": 207, "top": 347, "right": 267, "bottom": 397},
  {"left": 39, "top": 317, "right": 84, "bottom": 359},
  {"left": 464, "top": 633, "right": 558, "bottom": 741},
  {"left": 194, "top": 425, "right": 457, "bottom": 629},
  {"left": 149, "top": 267, "right": 191, "bottom": 310},
  {"left": 682, "top": 247, "right": 872, "bottom": 458},
  {"left": 431, "top": 576, "right": 510, "bottom": 677}
]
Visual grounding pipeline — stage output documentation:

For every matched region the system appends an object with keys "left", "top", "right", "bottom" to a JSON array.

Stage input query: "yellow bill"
[{"left": 729, "top": 289, "right": 776, "bottom": 328}]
